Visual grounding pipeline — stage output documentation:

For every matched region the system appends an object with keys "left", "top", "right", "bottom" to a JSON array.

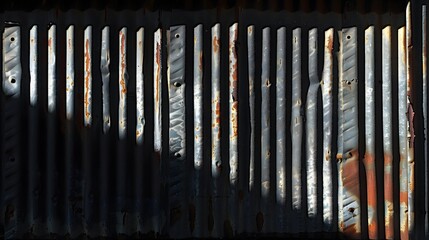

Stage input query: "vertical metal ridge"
[
  {"left": 119, "top": 27, "right": 127, "bottom": 139},
  {"left": 66, "top": 26, "right": 74, "bottom": 119},
  {"left": 291, "top": 28, "right": 303, "bottom": 232},
  {"left": 248, "top": 25, "right": 255, "bottom": 193},
  {"left": 382, "top": 25, "right": 394, "bottom": 239},
  {"left": 84, "top": 26, "right": 92, "bottom": 126},
  {"left": 306, "top": 27, "right": 319, "bottom": 222},
  {"left": 211, "top": 23, "right": 221, "bottom": 237},
  {"left": 193, "top": 23, "right": 203, "bottom": 237},
  {"left": 260, "top": 26, "right": 271, "bottom": 232},
  {"left": 48, "top": 24, "right": 56, "bottom": 112},
  {"left": 3, "top": 25, "right": 21, "bottom": 97},
  {"left": 167, "top": 25, "right": 187, "bottom": 235},
  {"left": 405, "top": 3, "right": 415, "bottom": 235},
  {"left": 423, "top": 5, "right": 428, "bottom": 238},
  {"left": 321, "top": 27, "right": 334, "bottom": 231},
  {"left": 30, "top": 25, "right": 37, "bottom": 105},
  {"left": 337, "top": 29, "right": 344, "bottom": 234},
  {"left": 339, "top": 27, "right": 361, "bottom": 238},
  {"left": 136, "top": 27, "right": 145, "bottom": 144},
  {"left": 364, "top": 26, "right": 378, "bottom": 239},
  {"left": 398, "top": 26, "right": 409, "bottom": 240},
  {"left": 275, "top": 26, "right": 286, "bottom": 230},
  {"left": 154, "top": 28, "right": 162, "bottom": 152},
  {"left": 228, "top": 22, "right": 238, "bottom": 234},
  {"left": 101, "top": 27, "right": 110, "bottom": 133}
]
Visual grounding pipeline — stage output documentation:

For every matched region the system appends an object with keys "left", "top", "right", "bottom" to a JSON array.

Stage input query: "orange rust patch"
[
  {"left": 342, "top": 149, "right": 360, "bottom": 198},
  {"left": 199, "top": 52, "right": 203, "bottom": 71},
  {"left": 120, "top": 32, "right": 127, "bottom": 95},
  {"left": 343, "top": 223, "right": 359, "bottom": 238},
  {"left": 213, "top": 36, "right": 219, "bottom": 53},
  {"left": 84, "top": 39, "right": 91, "bottom": 119},
  {"left": 48, "top": 38, "right": 52, "bottom": 47},
  {"left": 327, "top": 35, "right": 333, "bottom": 51},
  {"left": 155, "top": 42, "right": 161, "bottom": 104}
]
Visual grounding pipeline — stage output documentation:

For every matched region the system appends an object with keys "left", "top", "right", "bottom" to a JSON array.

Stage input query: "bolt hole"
[
  {"left": 349, "top": 207, "right": 355, "bottom": 213},
  {"left": 10, "top": 78, "right": 16, "bottom": 84},
  {"left": 175, "top": 34, "right": 180, "bottom": 38},
  {"left": 10, "top": 37, "right": 15, "bottom": 42},
  {"left": 175, "top": 152, "right": 181, "bottom": 158},
  {"left": 346, "top": 35, "right": 351, "bottom": 40},
  {"left": 174, "top": 82, "right": 181, "bottom": 87}
]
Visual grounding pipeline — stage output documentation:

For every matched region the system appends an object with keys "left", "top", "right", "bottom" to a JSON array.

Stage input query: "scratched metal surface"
[{"left": 1, "top": 1, "right": 429, "bottom": 239}]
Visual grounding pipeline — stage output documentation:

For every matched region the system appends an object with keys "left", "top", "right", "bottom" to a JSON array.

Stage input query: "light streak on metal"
[
  {"left": 211, "top": 23, "right": 221, "bottom": 179},
  {"left": 101, "top": 27, "right": 111, "bottom": 133},
  {"left": 306, "top": 28, "right": 318, "bottom": 221},
  {"left": 423, "top": 5, "right": 428, "bottom": 237},
  {"left": 84, "top": 26, "right": 92, "bottom": 126},
  {"left": 66, "top": 26, "right": 74, "bottom": 119},
  {"left": 229, "top": 23, "right": 238, "bottom": 186},
  {"left": 154, "top": 28, "right": 162, "bottom": 152},
  {"left": 337, "top": 29, "right": 344, "bottom": 233},
  {"left": 3, "top": 25, "right": 21, "bottom": 97},
  {"left": 338, "top": 27, "right": 361, "bottom": 238},
  {"left": 48, "top": 25, "right": 56, "bottom": 112},
  {"left": 382, "top": 25, "right": 394, "bottom": 239},
  {"left": 136, "top": 27, "right": 145, "bottom": 144},
  {"left": 248, "top": 25, "right": 255, "bottom": 192},
  {"left": 119, "top": 27, "right": 127, "bottom": 139},
  {"left": 398, "top": 26, "right": 409, "bottom": 240},
  {"left": 291, "top": 28, "right": 302, "bottom": 217},
  {"left": 321, "top": 28, "right": 334, "bottom": 230},
  {"left": 406, "top": 3, "right": 415, "bottom": 235},
  {"left": 29, "top": 26, "right": 37, "bottom": 105},
  {"left": 261, "top": 27, "right": 270, "bottom": 200},
  {"left": 364, "top": 26, "right": 378, "bottom": 239},
  {"left": 168, "top": 25, "right": 187, "bottom": 235},
  {"left": 276, "top": 27, "right": 286, "bottom": 207}
]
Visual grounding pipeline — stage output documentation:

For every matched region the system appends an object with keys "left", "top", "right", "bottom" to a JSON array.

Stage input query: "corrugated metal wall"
[{"left": 1, "top": 0, "right": 429, "bottom": 239}]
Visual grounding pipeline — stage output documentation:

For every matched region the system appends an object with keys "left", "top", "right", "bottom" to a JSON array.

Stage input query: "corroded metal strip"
[
  {"left": 84, "top": 26, "right": 92, "bottom": 126},
  {"left": 136, "top": 27, "right": 145, "bottom": 144},
  {"left": 168, "top": 25, "right": 186, "bottom": 232},
  {"left": 229, "top": 23, "right": 238, "bottom": 186},
  {"left": 193, "top": 23, "right": 203, "bottom": 236},
  {"left": 337, "top": 29, "right": 344, "bottom": 233},
  {"left": 154, "top": 28, "right": 162, "bottom": 152},
  {"left": 406, "top": 3, "right": 415, "bottom": 234},
  {"left": 261, "top": 27, "right": 270, "bottom": 200},
  {"left": 101, "top": 27, "right": 110, "bottom": 133},
  {"left": 30, "top": 26, "right": 37, "bottom": 105},
  {"left": 3, "top": 25, "right": 21, "bottom": 97},
  {"left": 276, "top": 27, "right": 286, "bottom": 207},
  {"left": 211, "top": 23, "right": 221, "bottom": 179},
  {"left": 364, "top": 26, "right": 378, "bottom": 239},
  {"left": 306, "top": 28, "right": 318, "bottom": 221},
  {"left": 248, "top": 25, "right": 255, "bottom": 192},
  {"left": 48, "top": 25, "right": 56, "bottom": 112},
  {"left": 66, "top": 26, "right": 74, "bottom": 119},
  {"left": 398, "top": 26, "right": 408, "bottom": 240},
  {"left": 423, "top": 5, "right": 428, "bottom": 237},
  {"left": 291, "top": 28, "right": 302, "bottom": 217},
  {"left": 321, "top": 28, "right": 333, "bottom": 230},
  {"left": 382, "top": 26, "right": 394, "bottom": 239},
  {"left": 119, "top": 27, "right": 127, "bottom": 140},
  {"left": 339, "top": 27, "right": 361, "bottom": 238}
]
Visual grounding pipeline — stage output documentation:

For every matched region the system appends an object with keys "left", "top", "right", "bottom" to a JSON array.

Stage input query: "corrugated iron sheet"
[{"left": 1, "top": 1, "right": 429, "bottom": 239}]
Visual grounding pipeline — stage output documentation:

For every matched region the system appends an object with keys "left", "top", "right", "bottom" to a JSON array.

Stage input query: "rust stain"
[
  {"left": 327, "top": 34, "right": 333, "bottom": 51},
  {"left": 325, "top": 150, "right": 331, "bottom": 161},
  {"left": 199, "top": 52, "right": 203, "bottom": 71},
  {"left": 120, "top": 32, "right": 127, "bottom": 95},
  {"left": 215, "top": 101, "right": 220, "bottom": 124},
  {"left": 84, "top": 39, "right": 91, "bottom": 119},
  {"left": 48, "top": 38, "right": 52, "bottom": 48},
  {"left": 155, "top": 42, "right": 161, "bottom": 105},
  {"left": 68, "top": 38, "right": 72, "bottom": 50},
  {"left": 213, "top": 36, "right": 219, "bottom": 53},
  {"left": 343, "top": 222, "right": 359, "bottom": 238},
  {"left": 364, "top": 153, "right": 377, "bottom": 238},
  {"left": 248, "top": 27, "right": 253, "bottom": 35}
]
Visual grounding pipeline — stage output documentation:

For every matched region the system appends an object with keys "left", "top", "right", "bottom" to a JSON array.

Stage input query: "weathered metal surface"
[
  {"left": 66, "top": 26, "right": 74, "bottom": 119},
  {"left": 167, "top": 25, "right": 186, "bottom": 235},
  {"left": 48, "top": 24, "right": 56, "bottom": 112},
  {"left": 423, "top": 5, "right": 428, "bottom": 238},
  {"left": 338, "top": 27, "right": 361, "bottom": 238},
  {"left": 398, "top": 26, "right": 409, "bottom": 240},
  {"left": 382, "top": 25, "right": 394, "bottom": 239},
  {"left": 29, "top": 26, "right": 37, "bottom": 106},
  {"left": 118, "top": 27, "right": 127, "bottom": 139},
  {"left": 291, "top": 28, "right": 303, "bottom": 232},
  {"left": 101, "top": 27, "right": 110, "bottom": 133},
  {"left": 306, "top": 28, "right": 319, "bottom": 224},
  {"left": 154, "top": 28, "right": 162, "bottom": 152},
  {"left": 321, "top": 28, "right": 334, "bottom": 231},
  {"left": 84, "top": 26, "right": 92, "bottom": 126},
  {"left": 3, "top": 25, "right": 21, "bottom": 97},
  {"left": 364, "top": 26, "right": 378, "bottom": 239},
  {"left": 247, "top": 25, "right": 255, "bottom": 193},
  {"left": 136, "top": 27, "right": 145, "bottom": 144}
]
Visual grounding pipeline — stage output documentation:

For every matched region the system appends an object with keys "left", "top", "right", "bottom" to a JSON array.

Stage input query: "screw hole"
[
  {"left": 175, "top": 34, "right": 180, "bottom": 38},
  {"left": 346, "top": 35, "right": 351, "bottom": 40},
  {"left": 10, "top": 37, "right": 15, "bottom": 42},
  {"left": 10, "top": 78, "right": 16, "bottom": 84},
  {"left": 174, "top": 82, "right": 181, "bottom": 87},
  {"left": 175, "top": 152, "right": 181, "bottom": 158}
]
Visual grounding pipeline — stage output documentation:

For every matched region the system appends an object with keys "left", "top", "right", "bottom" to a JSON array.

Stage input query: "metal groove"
[
  {"left": 66, "top": 26, "right": 74, "bottom": 119},
  {"left": 136, "top": 27, "right": 144, "bottom": 144},
  {"left": 118, "top": 27, "right": 127, "bottom": 139},
  {"left": 48, "top": 24, "right": 56, "bottom": 112},
  {"left": 101, "top": 26, "right": 110, "bottom": 133},
  {"left": 154, "top": 28, "right": 162, "bottom": 152},
  {"left": 29, "top": 25, "right": 37, "bottom": 106},
  {"left": 84, "top": 26, "right": 92, "bottom": 126}
]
